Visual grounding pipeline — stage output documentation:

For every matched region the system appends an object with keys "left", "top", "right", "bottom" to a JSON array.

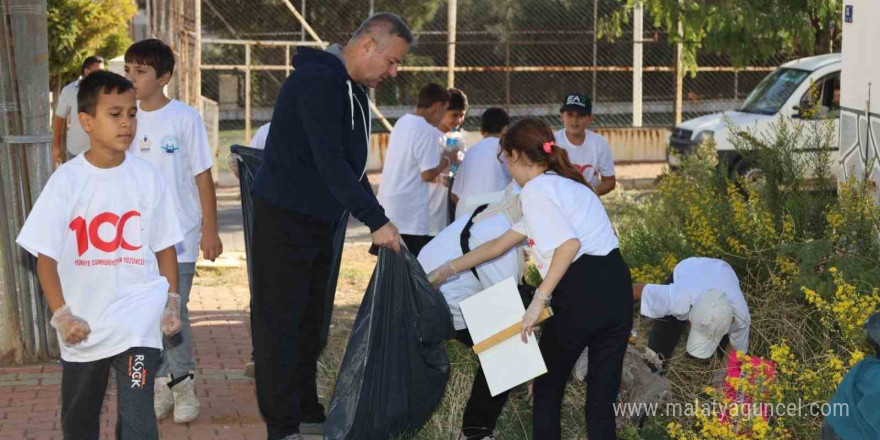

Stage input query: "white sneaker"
[
  {"left": 171, "top": 373, "right": 200, "bottom": 423},
  {"left": 154, "top": 376, "right": 173, "bottom": 420}
]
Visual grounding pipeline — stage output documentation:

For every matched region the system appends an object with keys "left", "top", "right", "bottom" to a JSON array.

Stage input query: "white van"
[{"left": 668, "top": 53, "right": 841, "bottom": 179}]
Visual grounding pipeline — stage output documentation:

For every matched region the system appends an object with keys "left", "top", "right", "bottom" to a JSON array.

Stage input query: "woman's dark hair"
[{"left": 499, "top": 118, "right": 591, "bottom": 189}]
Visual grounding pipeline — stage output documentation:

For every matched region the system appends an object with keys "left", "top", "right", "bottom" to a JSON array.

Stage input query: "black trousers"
[
  {"left": 400, "top": 234, "right": 433, "bottom": 257},
  {"left": 533, "top": 250, "right": 634, "bottom": 440},
  {"left": 455, "top": 330, "right": 511, "bottom": 439},
  {"left": 252, "top": 197, "right": 333, "bottom": 439},
  {"left": 647, "top": 315, "right": 730, "bottom": 370},
  {"left": 61, "top": 347, "right": 160, "bottom": 440}
]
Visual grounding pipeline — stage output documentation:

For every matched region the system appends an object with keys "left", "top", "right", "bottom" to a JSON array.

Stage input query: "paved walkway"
[{"left": 0, "top": 268, "right": 316, "bottom": 440}]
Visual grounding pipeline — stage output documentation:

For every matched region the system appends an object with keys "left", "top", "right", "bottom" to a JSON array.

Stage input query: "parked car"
[{"left": 668, "top": 53, "right": 841, "bottom": 180}]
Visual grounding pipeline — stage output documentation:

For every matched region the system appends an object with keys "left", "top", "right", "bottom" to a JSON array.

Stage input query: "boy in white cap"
[{"left": 632, "top": 257, "right": 751, "bottom": 370}]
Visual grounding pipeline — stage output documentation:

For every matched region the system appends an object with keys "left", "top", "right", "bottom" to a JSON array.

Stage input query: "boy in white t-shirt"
[
  {"left": 430, "top": 88, "right": 470, "bottom": 234},
  {"left": 554, "top": 93, "right": 617, "bottom": 196},
  {"left": 52, "top": 55, "right": 104, "bottom": 166},
  {"left": 17, "top": 71, "right": 184, "bottom": 439},
  {"left": 125, "top": 38, "right": 223, "bottom": 423},
  {"left": 451, "top": 107, "right": 512, "bottom": 218},
  {"left": 377, "top": 83, "right": 454, "bottom": 256}
]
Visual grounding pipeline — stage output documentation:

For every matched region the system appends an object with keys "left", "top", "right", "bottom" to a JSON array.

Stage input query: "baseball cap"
[
  {"left": 560, "top": 94, "right": 592, "bottom": 115},
  {"left": 686, "top": 289, "right": 735, "bottom": 359}
]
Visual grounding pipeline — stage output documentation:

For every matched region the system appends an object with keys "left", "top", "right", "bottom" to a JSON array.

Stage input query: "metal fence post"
[
  {"left": 674, "top": 0, "right": 684, "bottom": 125},
  {"left": 447, "top": 0, "right": 457, "bottom": 88},
  {"left": 245, "top": 42, "right": 252, "bottom": 142},
  {"left": 592, "top": 0, "right": 598, "bottom": 103},
  {"left": 633, "top": 3, "right": 643, "bottom": 127}
]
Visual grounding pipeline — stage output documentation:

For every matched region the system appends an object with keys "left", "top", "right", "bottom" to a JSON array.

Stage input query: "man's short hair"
[
  {"left": 77, "top": 71, "right": 135, "bottom": 116},
  {"left": 448, "top": 88, "right": 468, "bottom": 112},
  {"left": 124, "top": 39, "right": 175, "bottom": 77},
  {"left": 481, "top": 108, "right": 510, "bottom": 134},
  {"left": 417, "top": 83, "right": 450, "bottom": 109},
  {"left": 81, "top": 55, "right": 104, "bottom": 75},
  {"left": 352, "top": 13, "right": 413, "bottom": 45}
]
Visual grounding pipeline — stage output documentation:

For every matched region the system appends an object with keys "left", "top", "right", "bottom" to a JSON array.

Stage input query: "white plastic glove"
[
  {"left": 521, "top": 288, "right": 551, "bottom": 342},
  {"left": 161, "top": 292, "right": 182, "bottom": 337},
  {"left": 50, "top": 305, "right": 91, "bottom": 345},
  {"left": 427, "top": 260, "right": 458, "bottom": 287}
]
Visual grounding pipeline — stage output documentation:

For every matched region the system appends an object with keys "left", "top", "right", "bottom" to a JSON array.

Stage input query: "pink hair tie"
[{"left": 543, "top": 141, "right": 555, "bottom": 154}]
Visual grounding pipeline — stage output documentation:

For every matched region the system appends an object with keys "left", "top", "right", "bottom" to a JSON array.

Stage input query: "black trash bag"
[
  {"left": 325, "top": 247, "right": 455, "bottom": 440},
  {"left": 231, "top": 145, "right": 348, "bottom": 355}
]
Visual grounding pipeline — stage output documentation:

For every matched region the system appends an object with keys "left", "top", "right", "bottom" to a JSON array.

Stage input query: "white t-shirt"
[
  {"left": 16, "top": 153, "right": 183, "bottom": 362},
  {"left": 249, "top": 122, "right": 271, "bottom": 150},
  {"left": 553, "top": 129, "right": 615, "bottom": 188},
  {"left": 419, "top": 212, "right": 523, "bottom": 330},
  {"left": 427, "top": 180, "right": 449, "bottom": 236},
  {"left": 55, "top": 78, "right": 90, "bottom": 156},
  {"left": 452, "top": 136, "right": 512, "bottom": 219},
  {"left": 130, "top": 99, "right": 213, "bottom": 262},
  {"left": 640, "top": 257, "right": 752, "bottom": 353},
  {"left": 512, "top": 173, "right": 619, "bottom": 278},
  {"left": 378, "top": 114, "right": 444, "bottom": 236}
]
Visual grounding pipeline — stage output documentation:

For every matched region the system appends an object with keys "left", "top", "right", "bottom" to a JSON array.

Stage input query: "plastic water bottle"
[{"left": 443, "top": 129, "right": 465, "bottom": 174}]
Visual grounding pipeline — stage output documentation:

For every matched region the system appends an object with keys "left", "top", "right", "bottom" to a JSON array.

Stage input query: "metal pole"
[
  {"left": 245, "top": 43, "right": 252, "bottom": 142},
  {"left": 195, "top": 0, "right": 202, "bottom": 107},
  {"left": 447, "top": 0, "right": 457, "bottom": 88},
  {"left": 285, "top": 45, "right": 291, "bottom": 78},
  {"left": 369, "top": 0, "right": 376, "bottom": 102},
  {"left": 734, "top": 70, "right": 739, "bottom": 101},
  {"left": 674, "top": 0, "right": 684, "bottom": 125},
  {"left": 300, "top": 0, "right": 306, "bottom": 41},
  {"left": 0, "top": 0, "right": 56, "bottom": 362},
  {"left": 592, "top": 0, "right": 598, "bottom": 102},
  {"left": 505, "top": 38, "right": 511, "bottom": 112},
  {"left": 633, "top": 3, "right": 643, "bottom": 127}
]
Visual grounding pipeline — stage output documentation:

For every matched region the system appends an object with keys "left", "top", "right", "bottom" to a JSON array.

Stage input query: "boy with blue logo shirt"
[{"left": 125, "top": 38, "right": 223, "bottom": 424}]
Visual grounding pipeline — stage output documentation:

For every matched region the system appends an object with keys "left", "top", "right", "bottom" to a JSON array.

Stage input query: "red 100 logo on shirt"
[{"left": 69, "top": 211, "right": 142, "bottom": 256}]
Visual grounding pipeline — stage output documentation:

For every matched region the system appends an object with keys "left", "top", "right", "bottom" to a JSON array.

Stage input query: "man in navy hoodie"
[{"left": 250, "top": 13, "right": 411, "bottom": 440}]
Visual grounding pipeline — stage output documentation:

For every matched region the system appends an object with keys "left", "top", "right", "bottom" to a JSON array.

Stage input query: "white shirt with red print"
[
  {"left": 512, "top": 173, "right": 618, "bottom": 278},
  {"left": 17, "top": 153, "right": 183, "bottom": 362},
  {"left": 553, "top": 128, "right": 615, "bottom": 189}
]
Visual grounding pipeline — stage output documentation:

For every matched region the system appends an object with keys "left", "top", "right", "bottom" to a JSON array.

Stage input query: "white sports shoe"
[
  {"left": 171, "top": 373, "right": 200, "bottom": 423},
  {"left": 154, "top": 376, "right": 174, "bottom": 420}
]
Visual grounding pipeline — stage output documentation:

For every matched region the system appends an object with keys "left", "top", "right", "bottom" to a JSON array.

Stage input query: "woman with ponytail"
[{"left": 428, "top": 118, "right": 632, "bottom": 440}]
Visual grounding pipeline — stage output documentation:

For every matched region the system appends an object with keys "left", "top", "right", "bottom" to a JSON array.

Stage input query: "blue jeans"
[{"left": 157, "top": 262, "right": 196, "bottom": 378}]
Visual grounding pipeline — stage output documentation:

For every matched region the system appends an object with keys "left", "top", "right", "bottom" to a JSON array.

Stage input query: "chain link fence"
[{"left": 199, "top": 0, "right": 788, "bottom": 148}]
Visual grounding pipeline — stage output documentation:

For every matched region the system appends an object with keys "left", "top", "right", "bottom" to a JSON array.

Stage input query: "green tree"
[
  {"left": 47, "top": 0, "right": 137, "bottom": 96},
  {"left": 599, "top": 0, "right": 842, "bottom": 72}
]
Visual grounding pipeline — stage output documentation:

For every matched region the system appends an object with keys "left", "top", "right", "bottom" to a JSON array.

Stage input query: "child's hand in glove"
[
  {"left": 427, "top": 260, "right": 458, "bottom": 287},
  {"left": 161, "top": 293, "right": 182, "bottom": 337},
  {"left": 50, "top": 305, "right": 91, "bottom": 345},
  {"left": 521, "top": 288, "right": 551, "bottom": 342}
]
